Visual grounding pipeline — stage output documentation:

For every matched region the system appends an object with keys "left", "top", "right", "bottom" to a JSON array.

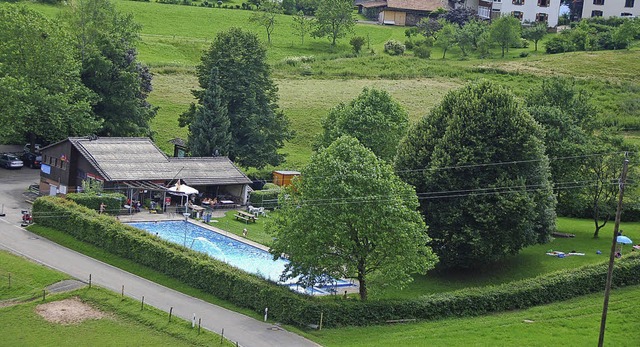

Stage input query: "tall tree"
[
  {"left": 249, "top": 0, "right": 281, "bottom": 45},
  {"left": 179, "top": 28, "right": 292, "bottom": 168},
  {"left": 188, "top": 68, "right": 231, "bottom": 157},
  {"left": 395, "top": 81, "right": 556, "bottom": 269},
  {"left": 292, "top": 10, "right": 312, "bottom": 45},
  {"left": 522, "top": 21, "right": 547, "bottom": 51},
  {"left": 65, "top": 0, "right": 157, "bottom": 137},
  {"left": 0, "top": 4, "right": 99, "bottom": 147},
  {"left": 312, "top": 0, "right": 354, "bottom": 46},
  {"left": 315, "top": 88, "right": 409, "bottom": 162},
  {"left": 267, "top": 136, "right": 437, "bottom": 301},
  {"left": 490, "top": 15, "right": 522, "bottom": 57},
  {"left": 435, "top": 19, "right": 458, "bottom": 59}
]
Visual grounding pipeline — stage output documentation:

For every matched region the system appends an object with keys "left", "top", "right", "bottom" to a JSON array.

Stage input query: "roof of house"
[
  {"left": 364, "top": 0, "right": 447, "bottom": 11},
  {"left": 63, "top": 137, "right": 251, "bottom": 185}
]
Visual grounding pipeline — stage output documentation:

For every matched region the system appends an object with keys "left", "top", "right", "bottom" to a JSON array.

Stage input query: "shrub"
[
  {"left": 520, "top": 51, "right": 530, "bottom": 58},
  {"left": 249, "top": 183, "right": 281, "bottom": 208},
  {"left": 404, "top": 40, "right": 414, "bottom": 50},
  {"left": 66, "top": 192, "right": 127, "bottom": 215},
  {"left": 350, "top": 36, "right": 365, "bottom": 54},
  {"left": 383, "top": 39, "right": 406, "bottom": 56},
  {"left": 545, "top": 36, "right": 575, "bottom": 54},
  {"left": 413, "top": 44, "right": 431, "bottom": 59}
]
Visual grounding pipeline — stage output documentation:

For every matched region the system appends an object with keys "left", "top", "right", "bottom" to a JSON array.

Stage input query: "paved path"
[{"left": 0, "top": 169, "right": 319, "bottom": 347}]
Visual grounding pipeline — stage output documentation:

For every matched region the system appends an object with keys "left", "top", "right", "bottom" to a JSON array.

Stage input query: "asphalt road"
[{"left": 0, "top": 163, "right": 319, "bottom": 347}]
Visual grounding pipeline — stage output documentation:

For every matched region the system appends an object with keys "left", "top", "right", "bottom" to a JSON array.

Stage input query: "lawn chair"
[{"left": 256, "top": 207, "right": 266, "bottom": 217}]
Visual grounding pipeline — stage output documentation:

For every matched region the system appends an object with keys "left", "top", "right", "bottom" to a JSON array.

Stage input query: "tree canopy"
[
  {"left": 395, "top": 80, "right": 556, "bottom": 269},
  {"left": 267, "top": 136, "right": 437, "bottom": 300},
  {"left": 188, "top": 68, "right": 231, "bottom": 157},
  {"left": 315, "top": 88, "right": 409, "bottom": 161},
  {"left": 0, "top": 4, "right": 99, "bottom": 146},
  {"left": 490, "top": 15, "right": 522, "bottom": 57},
  {"left": 65, "top": 0, "right": 157, "bottom": 137},
  {"left": 312, "top": 0, "right": 354, "bottom": 46},
  {"left": 180, "top": 27, "right": 292, "bottom": 168}
]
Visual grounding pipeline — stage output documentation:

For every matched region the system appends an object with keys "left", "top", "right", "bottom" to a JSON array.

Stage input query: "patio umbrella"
[
  {"left": 616, "top": 235, "right": 633, "bottom": 244},
  {"left": 167, "top": 180, "right": 199, "bottom": 212}
]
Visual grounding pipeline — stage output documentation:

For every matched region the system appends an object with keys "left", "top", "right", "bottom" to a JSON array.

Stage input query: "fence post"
[
  {"left": 141, "top": 296, "right": 144, "bottom": 310},
  {"left": 89, "top": 274, "right": 92, "bottom": 289},
  {"left": 121, "top": 285, "right": 124, "bottom": 299},
  {"left": 319, "top": 311, "right": 323, "bottom": 331},
  {"left": 169, "top": 307, "right": 173, "bottom": 322},
  {"left": 42, "top": 290, "right": 46, "bottom": 302},
  {"left": 220, "top": 328, "right": 224, "bottom": 345},
  {"left": 198, "top": 318, "right": 201, "bottom": 335}
]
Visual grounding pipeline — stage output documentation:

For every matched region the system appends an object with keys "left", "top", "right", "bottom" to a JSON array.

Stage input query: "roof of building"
[
  {"left": 62, "top": 137, "right": 250, "bottom": 185},
  {"left": 360, "top": 1, "right": 388, "bottom": 8},
  {"left": 372, "top": 0, "right": 447, "bottom": 11}
]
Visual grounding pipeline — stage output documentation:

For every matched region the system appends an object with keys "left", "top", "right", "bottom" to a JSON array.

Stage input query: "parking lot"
[{"left": 0, "top": 145, "right": 41, "bottom": 225}]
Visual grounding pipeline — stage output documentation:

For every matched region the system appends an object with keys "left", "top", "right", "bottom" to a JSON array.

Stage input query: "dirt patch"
[{"left": 36, "top": 297, "right": 107, "bottom": 325}]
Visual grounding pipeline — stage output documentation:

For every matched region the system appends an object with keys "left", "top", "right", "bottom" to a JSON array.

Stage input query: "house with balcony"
[
  {"left": 469, "top": 0, "right": 562, "bottom": 26},
  {"left": 581, "top": 0, "right": 639, "bottom": 19}
]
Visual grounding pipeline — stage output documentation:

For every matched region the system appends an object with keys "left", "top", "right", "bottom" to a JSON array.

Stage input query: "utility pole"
[{"left": 597, "top": 153, "right": 629, "bottom": 347}]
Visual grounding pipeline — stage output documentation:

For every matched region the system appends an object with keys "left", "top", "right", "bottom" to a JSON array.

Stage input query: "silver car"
[{"left": 0, "top": 153, "right": 24, "bottom": 169}]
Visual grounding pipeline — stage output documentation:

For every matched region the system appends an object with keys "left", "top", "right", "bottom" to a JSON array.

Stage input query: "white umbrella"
[{"left": 167, "top": 180, "right": 199, "bottom": 196}]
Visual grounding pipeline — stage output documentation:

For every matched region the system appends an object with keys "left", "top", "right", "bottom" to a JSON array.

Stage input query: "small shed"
[{"left": 272, "top": 170, "right": 300, "bottom": 187}]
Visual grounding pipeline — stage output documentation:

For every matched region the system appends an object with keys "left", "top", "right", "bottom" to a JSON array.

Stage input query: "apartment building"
[
  {"left": 581, "top": 0, "right": 639, "bottom": 19},
  {"left": 468, "top": 0, "right": 562, "bottom": 26}
]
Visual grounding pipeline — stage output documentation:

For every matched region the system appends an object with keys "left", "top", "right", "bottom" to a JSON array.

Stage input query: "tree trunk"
[{"left": 357, "top": 259, "right": 367, "bottom": 301}]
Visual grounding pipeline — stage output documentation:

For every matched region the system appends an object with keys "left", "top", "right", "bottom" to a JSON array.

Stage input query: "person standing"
[
  {"left": 99, "top": 202, "right": 106, "bottom": 214},
  {"left": 243, "top": 228, "right": 248, "bottom": 237}
]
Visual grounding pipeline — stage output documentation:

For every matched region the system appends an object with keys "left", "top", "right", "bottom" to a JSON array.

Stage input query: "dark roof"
[{"left": 66, "top": 137, "right": 250, "bottom": 185}]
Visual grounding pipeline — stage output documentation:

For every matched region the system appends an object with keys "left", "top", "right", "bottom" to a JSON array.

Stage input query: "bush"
[
  {"left": 350, "top": 36, "right": 365, "bottom": 54},
  {"left": 545, "top": 36, "right": 575, "bottom": 54},
  {"left": 383, "top": 39, "right": 406, "bottom": 56},
  {"left": 413, "top": 44, "right": 431, "bottom": 59},
  {"left": 520, "top": 51, "right": 530, "bottom": 58},
  {"left": 66, "top": 192, "right": 127, "bottom": 215},
  {"left": 249, "top": 183, "right": 281, "bottom": 208},
  {"left": 404, "top": 40, "right": 414, "bottom": 50}
]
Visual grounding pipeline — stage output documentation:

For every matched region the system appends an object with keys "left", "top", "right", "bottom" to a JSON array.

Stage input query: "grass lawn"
[
  {"left": 305, "top": 284, "right": 640, "bottom": 346},
  {"left": 0, "top": 251, "right": 68, "bottom": 301},
  {"left": 0, "top": 251, "right": 232, "bottom": 346}
]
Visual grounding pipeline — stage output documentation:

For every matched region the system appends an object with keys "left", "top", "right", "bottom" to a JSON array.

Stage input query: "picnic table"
[{"left": 234, "top": 210, "right": 256, "bottom": 224}]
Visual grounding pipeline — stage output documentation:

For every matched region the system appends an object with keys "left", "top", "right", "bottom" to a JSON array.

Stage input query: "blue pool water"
[{"left": 128, "top": 221, "right": 354, "bottom": 295}]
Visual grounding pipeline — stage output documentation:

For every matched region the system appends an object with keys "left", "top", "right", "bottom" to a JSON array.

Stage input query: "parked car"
[
  {"left": 0, "top": 153, "right": 24, "bottom": 169},
  {"left": 21, "top": 151, "right": 42, "bottom": 169},
  {"left": 23, "top": 143, "right": 42, "bottom": 153}
]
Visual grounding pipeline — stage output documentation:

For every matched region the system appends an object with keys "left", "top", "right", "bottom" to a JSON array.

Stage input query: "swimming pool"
[{"left": 128, "top": 221, "right": 354, "bottom": 295}]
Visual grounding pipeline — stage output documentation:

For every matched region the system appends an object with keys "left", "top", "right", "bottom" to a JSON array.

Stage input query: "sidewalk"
[{"left": 0, "top": 216, "right": 320, "bottom": 347}]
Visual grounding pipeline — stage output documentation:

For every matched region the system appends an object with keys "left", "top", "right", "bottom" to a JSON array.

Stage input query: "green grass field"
[{"left": 0, "top": 251, "right": 232, "bottom": 346}]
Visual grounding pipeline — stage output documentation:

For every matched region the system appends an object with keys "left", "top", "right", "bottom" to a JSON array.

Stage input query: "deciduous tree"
[
  {"left": 315, "top": 88, "right": 409, "bottom": 161},
  {"left": 522, "top": 21, "right": 547, "bottom": 51},
  {"left": 490, "top": 15, "right": 522, "bottom": 57},
  {"left": 65, "top": 0, "right": 157, "bottom": 137},
  {"left": 312, "top": 0, "right": 354, "bottom": 46},
  {"left": 292, "top": 10, "right": 312, "bottom": 45},
  {"left": 250, "top": 0, "right": 281, "bottom": 45},
  {"left": 395, "top": 81, "right": 556, "bottom": 269},
  {"left": 180, "top": 28, "right": 292, "bottom": 168},
  {"left": 0, "top": 4, "right": 99, "bottom": 146},
  {"left": 268, "top": 136, "right": 437, "bottom": 301},
  {"left": 435, "top": 19, "right": 458, "bottom": 59}
]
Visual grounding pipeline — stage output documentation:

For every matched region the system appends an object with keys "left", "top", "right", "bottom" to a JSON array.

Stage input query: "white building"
[
  {"left": 581, "top": 0, "right": 639, "bottom": 19},
  {"left": 466, "top": 0, "right": 562, "bottom": 27}
]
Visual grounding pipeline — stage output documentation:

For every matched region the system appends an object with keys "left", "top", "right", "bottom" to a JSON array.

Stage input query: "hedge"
[
  {"left": 32, "top": 196, "right": 640, "bottom": 328},
  {"left": 66, "top": 192, "right": 126, "bottom": 215}
]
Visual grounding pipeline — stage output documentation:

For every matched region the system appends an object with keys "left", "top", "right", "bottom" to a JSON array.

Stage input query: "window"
[
  {"left": 593, "top": 0, "right": 604, "bottom": 5},
  {"left": 512, "top": 11, "right": 523, "bottom": 19},
  {"left": 513, "top": 0, "right": 524, "bottom": 5},
  {"left": 537, "top": 0, "right": 550, "bottom": 6},
  {"left": 621, "top": 12, "right": 634, "bottom": 16},
  {"left": 536, "top": 12, "right": 548, "bottom": 22},
  {"left": 493, "top": 0, "right": 501, "bottom": 2},
  {"left": 625, "top": 0, "right": 634, "bottom": 7},
  {"left": 591, "top": 10, "right": 603, "bottom": 16}
]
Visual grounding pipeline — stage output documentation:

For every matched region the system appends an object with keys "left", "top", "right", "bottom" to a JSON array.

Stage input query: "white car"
[
  {"left": 0, "top": 153, "right": 24, "bottom": 169},
  {"left": 24, "top": 143, "right": 42, "bottom": 153}
]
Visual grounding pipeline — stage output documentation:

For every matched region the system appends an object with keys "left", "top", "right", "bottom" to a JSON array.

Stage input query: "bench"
[{"left": 234, "top": 211, "right": 256, "bottom": 224}]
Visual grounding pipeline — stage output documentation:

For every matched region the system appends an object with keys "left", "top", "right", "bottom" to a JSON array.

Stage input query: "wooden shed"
[{"left": 272, "top": 170, "right": 301, "bottom": 187}]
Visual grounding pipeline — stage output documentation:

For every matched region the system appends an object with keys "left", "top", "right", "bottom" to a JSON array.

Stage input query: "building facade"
[
  {"left": 470, "top": 0, "right": 562, "bottom": 26},
  {"left": 581, "top": 0, "right": 639, "bottom": 19}
]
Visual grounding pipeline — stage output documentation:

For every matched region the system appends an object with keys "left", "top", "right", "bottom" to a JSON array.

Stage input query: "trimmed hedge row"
[
  {"left": 66, "top": 192, "right": 126, "bottom": 215},
  {"left": 33, "top": 196, "right": 640, "bottom": 328}
]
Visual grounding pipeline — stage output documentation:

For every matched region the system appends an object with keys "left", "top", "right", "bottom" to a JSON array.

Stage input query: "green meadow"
[{"left": 0, "top": 251, "right": 232, "bottom": 346}]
